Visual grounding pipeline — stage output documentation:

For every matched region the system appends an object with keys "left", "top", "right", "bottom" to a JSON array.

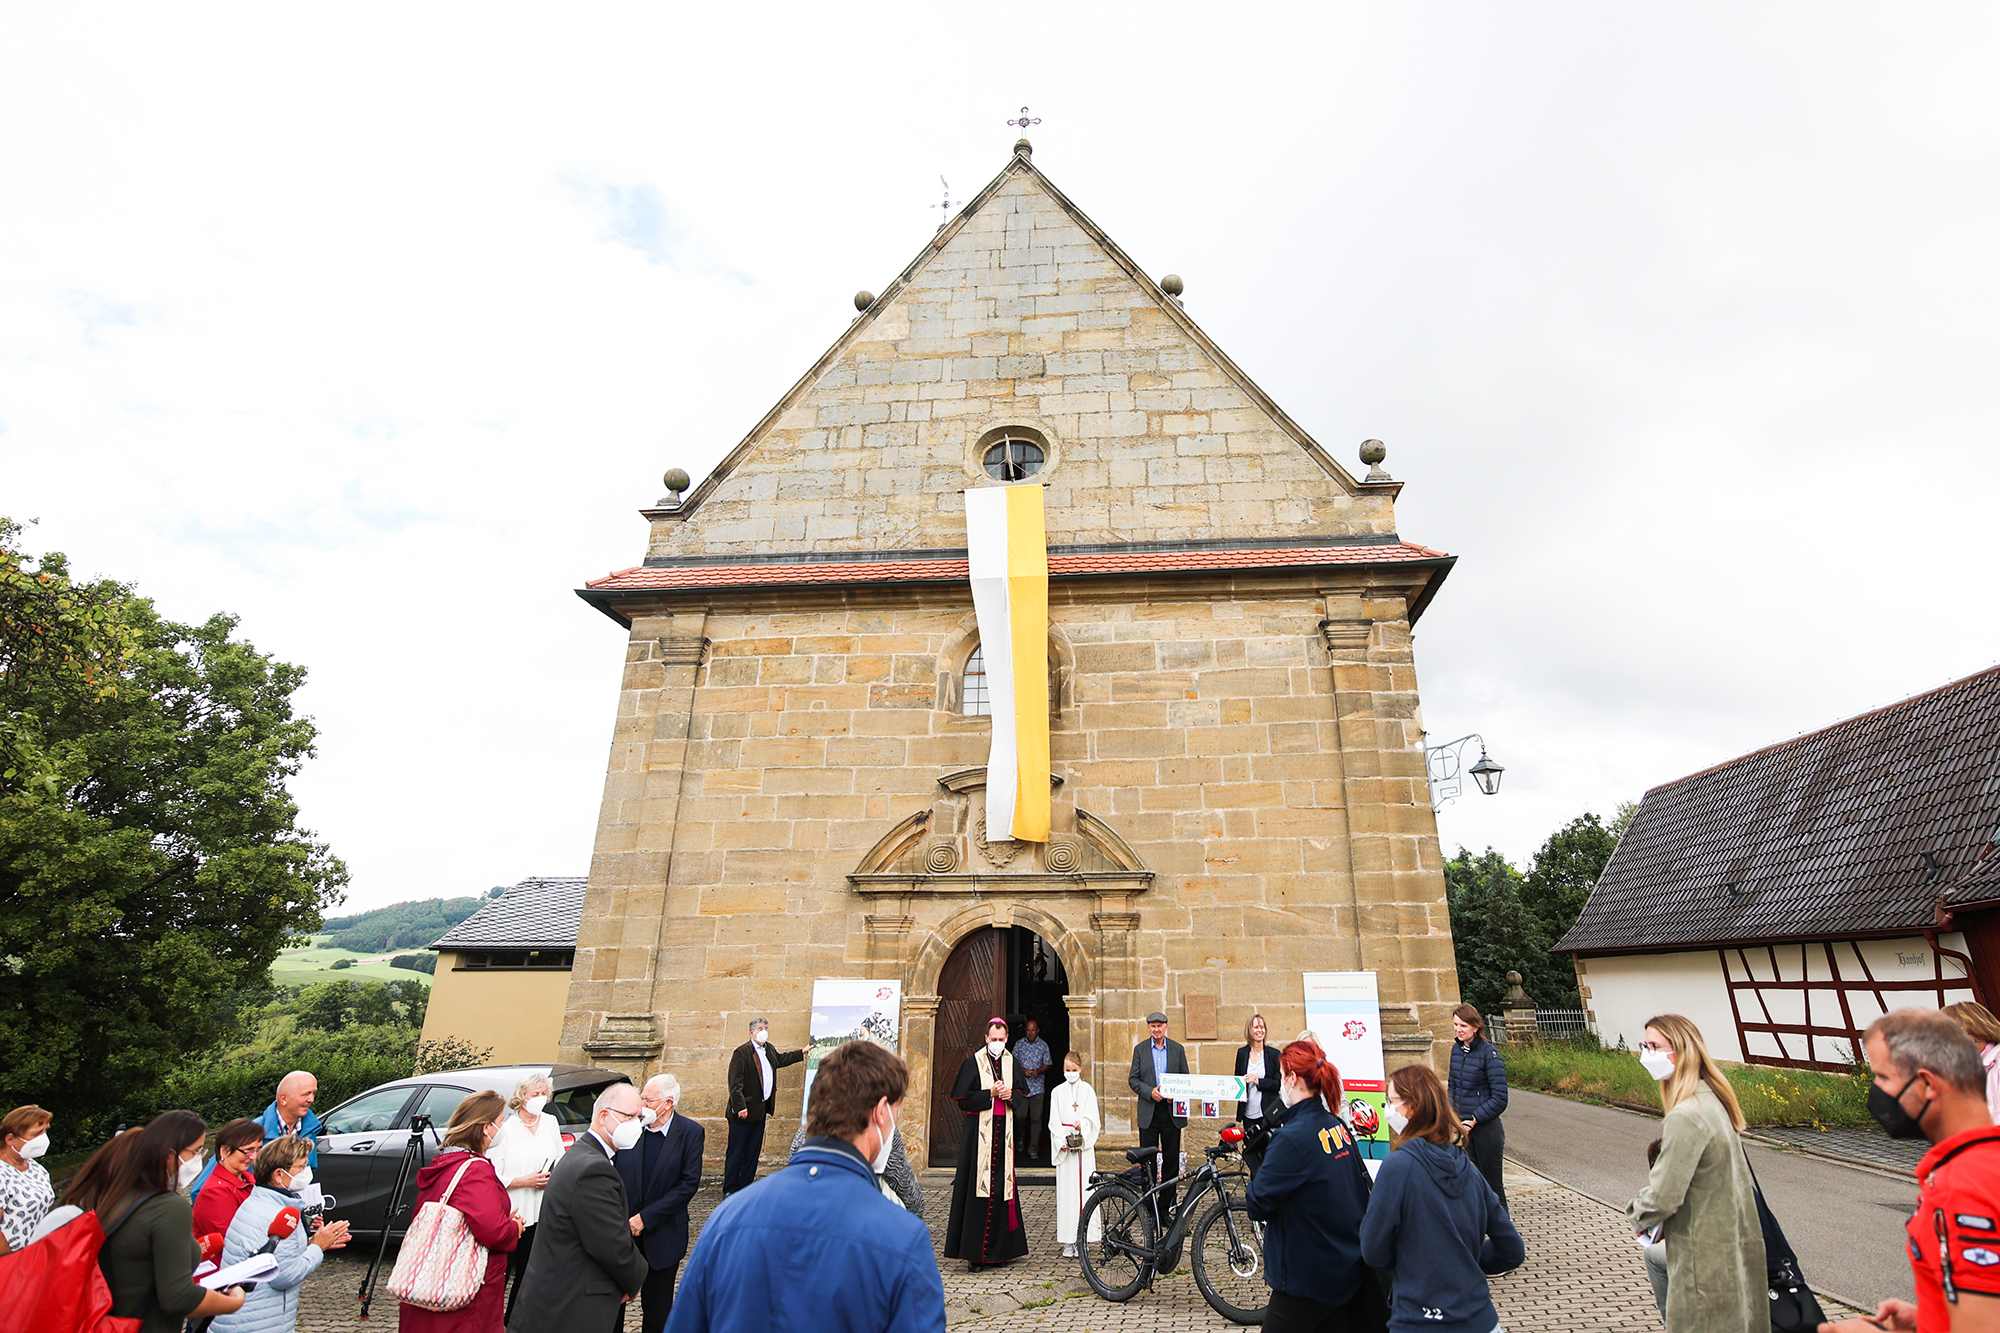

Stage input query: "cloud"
[{"left": 560, "top": 175, "right": 751, "bottom": 283}]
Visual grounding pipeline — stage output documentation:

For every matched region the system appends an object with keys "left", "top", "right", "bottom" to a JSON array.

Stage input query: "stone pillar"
[
  {"left": 559, "top": 610, "right": 710, "bottom": 1070},
  {"left": 1499, "top": 970, "right": 1537, "bottom": 1045},
  {"left": 902, "top": 994, "right": 940, "bottom": 1167}
]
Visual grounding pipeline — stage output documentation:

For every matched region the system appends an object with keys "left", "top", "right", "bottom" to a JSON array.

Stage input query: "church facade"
[{"left": 559, "top": 143, "right": 1463, "bottom": 1167}]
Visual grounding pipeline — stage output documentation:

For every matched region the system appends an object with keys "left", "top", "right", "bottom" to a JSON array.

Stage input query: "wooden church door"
[{"left": 929, "top": 927, "right": 1007, "bottom": 1167}]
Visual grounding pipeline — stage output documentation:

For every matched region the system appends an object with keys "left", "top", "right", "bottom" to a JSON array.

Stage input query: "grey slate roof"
[
  {"left": 431, "top": 877, "right": 587, "bottom": 950},
  {"left": 1557, "top": 665, "right": 2000, "bottom": 955}
]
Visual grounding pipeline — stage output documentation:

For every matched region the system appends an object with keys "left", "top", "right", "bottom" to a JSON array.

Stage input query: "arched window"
[
  {"left": 982, "top": 433, "right": 1046, "bottom": 481},
  {"left": 962, "top": 646, "right": 991, "bottom": 716}
]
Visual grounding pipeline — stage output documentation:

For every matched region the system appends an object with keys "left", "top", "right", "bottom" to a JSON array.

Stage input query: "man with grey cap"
[
  {"left": 1128, "top": 1011, "right": 1190, "bottom": 1216},
  {"left": 722, "top": 1018, "right": 805, "bottom": 1196}
]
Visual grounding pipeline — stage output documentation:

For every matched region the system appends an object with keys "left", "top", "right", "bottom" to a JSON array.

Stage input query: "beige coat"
[{"left": 1627, "top": 1083, "right": 1767, "bottom": 1333}]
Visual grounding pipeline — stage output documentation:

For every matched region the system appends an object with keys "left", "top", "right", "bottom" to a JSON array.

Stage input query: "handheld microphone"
[{"left": 259, "top": 1206, "right": 303, "bottom": 1253}]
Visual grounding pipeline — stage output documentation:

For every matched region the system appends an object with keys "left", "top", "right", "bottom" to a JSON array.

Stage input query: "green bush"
[
  {"left": 1500, "top": 1042, "right": 1875, "bottom": 1129},
  {"left": 329, "top": 957, "right": 355, "bottom": 970}
]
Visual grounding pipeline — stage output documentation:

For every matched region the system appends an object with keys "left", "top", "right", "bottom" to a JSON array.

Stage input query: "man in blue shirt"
[
  {"left": 1127, "top": 1011, "right": 1189, "bottom": 1215},
  {"left": 668, "top": 1040, "right": 945, "bottom": 1333},
  {"left": 258, "top": 1070, "right": 323, "bottom": 1169},
  {"left": 1013, "top": 1019, "right": 1051, "bottom": 1165}
]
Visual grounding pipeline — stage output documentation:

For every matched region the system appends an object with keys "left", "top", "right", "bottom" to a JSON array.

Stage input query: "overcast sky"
[{"left": 6, "top": 6, "right": 1996, "bottom": 913}]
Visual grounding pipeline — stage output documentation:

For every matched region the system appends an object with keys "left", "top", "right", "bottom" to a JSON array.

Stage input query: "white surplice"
[{"left": 1048, "top": 1077, "right": 1102, "bottom": 1243}]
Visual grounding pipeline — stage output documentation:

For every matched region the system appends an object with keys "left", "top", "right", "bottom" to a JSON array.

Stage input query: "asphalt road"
[{"left": 1503, "top": 1087, "right": 1918, "bottom": 1309}]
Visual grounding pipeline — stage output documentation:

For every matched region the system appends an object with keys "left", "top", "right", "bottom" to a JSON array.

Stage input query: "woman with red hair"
[{"left": 1243, "top": 1041, "right": 1385, "bottom": 1332}]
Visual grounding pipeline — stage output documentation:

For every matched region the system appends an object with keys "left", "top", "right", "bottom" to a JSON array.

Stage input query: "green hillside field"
[{"left": 269, "top": 943, "right": 434, "bottom": 989}]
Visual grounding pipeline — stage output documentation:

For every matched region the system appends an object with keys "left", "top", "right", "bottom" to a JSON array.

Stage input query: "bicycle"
[{"left": 1076, "top": 1123, "right": 1267, "bottom": 1324}]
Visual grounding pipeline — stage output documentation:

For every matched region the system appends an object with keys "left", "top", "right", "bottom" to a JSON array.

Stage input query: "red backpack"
[{"left": 0, "top": 1205, "right": 149, "bottom": 1333}]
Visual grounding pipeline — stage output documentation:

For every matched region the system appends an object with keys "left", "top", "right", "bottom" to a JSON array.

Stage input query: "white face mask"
[
  {"left": 871, "top": 1104, "right": 897, "bottom": 1174},
  {"left": 752, "top": 1030, "right": 767, "bottom": 1045},
  {"left": 1064, "top": 1070, "right": 1080, "bottom": 1084},
  {"left": 524, "top": 1095, "right": 549, "bottom": 1116},
  {"left": 987, "top": 1039, "right": 1006, "bottom": 1058},
  {"left": 1639, "top": 1048, "right": 1677, "bottom": 1081},
  {"left": 1385, "top": 1102, "right": 1410, "bottom": 1136},
  {"left": 20, "top": 1133, "right": 50, "bottom": 1160},
  {"left": 178, "top": 1153, "right": 206, "bottom": 1191},
  {"left": 610, "top": 1113, "right": 645, "bottom": 1151},
  {"left": 1279, "top": 1078, "right": 1304, "bottom": 1109},
  {"left": 288, "top": 1164, "right": 313, "bottom": 1190}
]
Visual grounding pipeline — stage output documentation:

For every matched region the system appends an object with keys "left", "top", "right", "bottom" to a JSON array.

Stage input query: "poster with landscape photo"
[{"left": 801, "top": 978, "right": 902, "bottom": 1121}]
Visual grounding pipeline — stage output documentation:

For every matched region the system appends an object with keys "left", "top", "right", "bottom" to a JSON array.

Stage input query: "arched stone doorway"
[{"left": 928, "top": 924, "right": 1072, "bottom": 1167}]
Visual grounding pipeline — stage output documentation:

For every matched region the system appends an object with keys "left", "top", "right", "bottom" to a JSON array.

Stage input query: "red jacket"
[
  {"left": 398, "top": 1149, "right": 519, "bottom": 1333},
  {"left": 190, "top": 1166, "right": 253, "bottom": 1242}
]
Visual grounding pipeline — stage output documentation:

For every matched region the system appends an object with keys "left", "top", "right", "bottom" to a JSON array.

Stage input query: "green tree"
[
  {"left": 0, "top": 523, "right": 347, "bottom": 1126},
  {"left": 1519, "top": 811, "right": 1624, "bottom": 952},
  {"left": 0, "top": 519, "right": 135, "bottom": 798},
  {"left": 295, "top": 981, "right": 356, "bottom": 1033},
  {"left": 390, "top": 977, "right": 430, "bottom": 1028},
  {"left": 1444, "top": 847, "right": 1573, "bottom": 1015}
]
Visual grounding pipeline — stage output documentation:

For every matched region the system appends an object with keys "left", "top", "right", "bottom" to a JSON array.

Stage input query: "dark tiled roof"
[
  {"left": 582, "top": 542, "right": 1451, "bottom": 593},
  {"left": 1557, "top": 665, "right": 2000, "bottom": 955},
  {"left": 431, "top": 877, "right": 587, "bottom": 950}
]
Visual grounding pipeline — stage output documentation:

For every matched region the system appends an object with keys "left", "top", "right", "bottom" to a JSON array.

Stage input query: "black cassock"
[{"left": 943, "top": 1050, "right": 1029, "bottom": 1264}]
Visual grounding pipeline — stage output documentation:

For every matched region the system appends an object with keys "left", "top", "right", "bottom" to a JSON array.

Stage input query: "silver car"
[{"left": 315, "top": 1063, "right": 629, "bottom": 1236}]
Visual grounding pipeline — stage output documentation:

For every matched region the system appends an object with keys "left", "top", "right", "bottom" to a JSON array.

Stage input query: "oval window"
[{"left": 982, "top": 436, "right": 1045, "bottom": 481}]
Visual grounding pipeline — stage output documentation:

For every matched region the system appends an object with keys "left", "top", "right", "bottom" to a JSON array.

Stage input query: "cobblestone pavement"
[
  {"left": 1753, "top": 1123, "right": 1925, "bottom": 1174},
  {"left": 298, "top": 1160, "right": 1862, "bottom": 1331}
]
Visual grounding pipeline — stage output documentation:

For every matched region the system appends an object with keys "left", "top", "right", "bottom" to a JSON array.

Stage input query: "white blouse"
[
  {"left": 1245, "top": 1048, "right": 1267, "bottom": 1120},
  {"left": 487, "top": 1110, "right": 564, "bottom": 1226}
]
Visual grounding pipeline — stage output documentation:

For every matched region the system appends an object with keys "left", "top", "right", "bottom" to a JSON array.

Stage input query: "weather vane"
[
  {"left": 931, "top": 176, "right": 960, "bottom": 230},
  {"left": 1008, "top": 106, "right": 1041, "bottom": 130}
]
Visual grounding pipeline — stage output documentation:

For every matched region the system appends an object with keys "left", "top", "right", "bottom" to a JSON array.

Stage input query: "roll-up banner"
[
  {"left": 1303, "top": 971, "right": 1390, "bottom": 1159},
  {"left": 801, "top": 979, "right": 903, "bottom": 1123}
]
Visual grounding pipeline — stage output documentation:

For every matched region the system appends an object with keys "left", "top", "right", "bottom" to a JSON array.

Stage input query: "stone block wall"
[{"left": 559, "top": 569, "right": 1458, "bottom": 1166}]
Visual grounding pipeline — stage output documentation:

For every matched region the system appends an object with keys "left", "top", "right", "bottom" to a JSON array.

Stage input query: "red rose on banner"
[{"left": 1342, "top": 1019, "right": 1368, "bottom": 1042}]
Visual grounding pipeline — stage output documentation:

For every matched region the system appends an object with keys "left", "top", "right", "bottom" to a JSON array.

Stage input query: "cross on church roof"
[
  {"left": 931, "top": 176, "right": 960, "bottom": 230},
  {"left": 1008, "top": 106, "right": 1041, "bottom": 129}
]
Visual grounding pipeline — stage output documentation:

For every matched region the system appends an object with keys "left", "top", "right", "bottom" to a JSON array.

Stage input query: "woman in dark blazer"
[
  {"left": 1446, "top": 1003, "right": 1510, "bottom": 1209},
  {"left": 1233, "top": 1013, "right": 1282, "bottom": 1174}
]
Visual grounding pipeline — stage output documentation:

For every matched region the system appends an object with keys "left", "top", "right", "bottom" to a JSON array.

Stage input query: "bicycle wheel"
[
  {"left": 1191, "top": 1197, "right": 1268, "bottom": 1324},
  {"left": 1078, "top": 1180, "right": 1157, "bottom": 1302}
]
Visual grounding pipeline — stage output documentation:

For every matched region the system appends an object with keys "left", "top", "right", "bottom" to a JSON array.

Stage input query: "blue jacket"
[
  {"left": 616, "top": 1113, "right": 704, "bottom": 1269},
  {"left": 665, "top": 1137, "right": 945, "bottom": 1333},
  {"left": 1359, "top": 1136, "right": 1523, "bottom": 1333},
  {"left": 1242, "top": 1098, "right": 1371, "bottom": 1305},
  {"left": 206, "top": 1184, "right": 325, "bottom": 1333},
  {"left": 258, "top": 1103, "right": 324, "bottom": 1169},
  {"left": 1447, "top": 1037, "right": 1508, "bottom": 1125}
]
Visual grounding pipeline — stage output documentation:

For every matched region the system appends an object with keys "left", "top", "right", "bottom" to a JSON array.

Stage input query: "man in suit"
[
  {"left": 507, "top": 1082, "right": 650, "bottom": 1333},
  {"left": 617, "top": 1073, "right": 704, "bottom": 1333},
  {"left": 1128, "top": 1010, "right": 1190, "bottom": 1216},
  {"left": 722, "top": 1018, "right": 805, "bottom": 1196}
]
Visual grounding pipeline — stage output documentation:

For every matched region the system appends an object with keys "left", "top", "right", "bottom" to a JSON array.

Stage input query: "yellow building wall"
[{"left": 421, "top": 953, "right": 573, "bottom": 1066}]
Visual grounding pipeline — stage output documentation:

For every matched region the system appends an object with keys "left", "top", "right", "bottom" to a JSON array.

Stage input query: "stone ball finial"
[
  {"left": 1160, "top": 273, "right": 1184, "bottom": 297},
  {"left": 1360, "top": 438, "right": 1391, "bottom": 481},
  {"left": 1505, "top": 970, "right": 1522, "bottom": 985},
  {"left": 1014, "top": 138, "right": 1033, "bottom": 157},
  {"left": 853, "top": 291, "right": 875, "bottom": 312},
  {"left": 662, "top": 468, "right": 690, "bottom": 497}
]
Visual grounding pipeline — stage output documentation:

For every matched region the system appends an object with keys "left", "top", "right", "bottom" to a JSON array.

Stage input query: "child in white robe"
[{"left": 1048, "top": 1051, "right": 1101, "bottom": 1257}]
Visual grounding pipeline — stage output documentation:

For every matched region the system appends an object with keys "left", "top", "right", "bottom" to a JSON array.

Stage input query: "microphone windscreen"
[
  {"left": 269, "top": 1206, "right": 303, "bottom": 1239},
  {"left": 198, "top": 1231, "right": 226, "bottom": 1265}
]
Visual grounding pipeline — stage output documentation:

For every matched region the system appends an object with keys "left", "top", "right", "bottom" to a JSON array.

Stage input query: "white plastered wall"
[{"left": 1578, "top": 933, "right": 1973, "bottom": 1067}]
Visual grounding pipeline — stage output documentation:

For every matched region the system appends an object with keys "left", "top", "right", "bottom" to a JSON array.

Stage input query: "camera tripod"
[{"left": 357, "top": 1112, "right": 436, "bottom": 1319}]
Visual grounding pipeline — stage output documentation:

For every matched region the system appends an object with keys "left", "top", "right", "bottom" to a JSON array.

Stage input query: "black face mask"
[{"left": 1867, "top": 1075, "right": 1932, "bottom": 1140}]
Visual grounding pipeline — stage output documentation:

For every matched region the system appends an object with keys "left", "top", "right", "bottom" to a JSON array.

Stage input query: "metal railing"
[{"left": 1486, "top": 1009, "right": 1596, "bottom": 1044}]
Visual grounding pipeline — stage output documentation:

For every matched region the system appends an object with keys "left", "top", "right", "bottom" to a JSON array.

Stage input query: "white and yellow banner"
[{"left": 965, "top": 484, "right": 1050, "bottom": 843}]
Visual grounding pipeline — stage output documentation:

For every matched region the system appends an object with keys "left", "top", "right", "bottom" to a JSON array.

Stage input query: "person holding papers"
[{"left": 208, "top": 1137, "right": 350, "bottom": 1333}]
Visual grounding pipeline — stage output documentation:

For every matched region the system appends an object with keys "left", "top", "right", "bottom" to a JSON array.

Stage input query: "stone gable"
[{"left": 650, "top": 155, "right": 1395, "bottom": 559}]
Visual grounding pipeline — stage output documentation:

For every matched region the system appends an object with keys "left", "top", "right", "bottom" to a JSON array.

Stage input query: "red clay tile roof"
[
  {"left": 1557, "top": 663, "right": 2000, "bottom": 956},
  {"left": 583, "top": 542, "right": 1451, "bottom": 593}
]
